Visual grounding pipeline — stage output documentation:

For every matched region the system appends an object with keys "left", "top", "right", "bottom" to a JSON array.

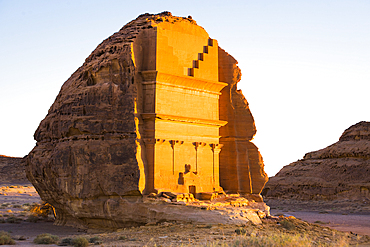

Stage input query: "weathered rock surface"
[
  {"left": 0, "top": 155, "right": 28, "bottom": 185},
  {"left": 219, "top": 49, "right": 268, "bottom": 195},
  {"left": 26, "top": 12, "right": 267, "bottom": 229},
  {"left": 263, "top": 121, "right": 370, "bottom": 201}
]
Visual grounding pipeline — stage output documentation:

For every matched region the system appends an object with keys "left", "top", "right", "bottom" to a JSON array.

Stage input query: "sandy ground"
[
  {"left": 1, "top": 185, "right": 370, "bottom": 246},
  {"left": 271, "top": 210, "right": 370, "bottom": 236},
  {"left": 266, "top": 197, "right": 370, "bottom": 236}
]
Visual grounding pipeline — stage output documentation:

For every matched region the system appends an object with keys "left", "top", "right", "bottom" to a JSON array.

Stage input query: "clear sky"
[{"left": 0, "top": 0, "right": 369, "bottom": 176}]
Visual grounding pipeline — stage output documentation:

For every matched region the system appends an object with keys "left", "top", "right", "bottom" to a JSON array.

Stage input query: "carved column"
[
  {"left": 169, "top": 140, "right": 184, "bottom": 175},
  {"left": 193, "top": 142, "right": 208, "bottom": 174},
  {"left": 210, "top": 143, "right": 223, "bottom": 187},
  {"left": 143, "top": 138, "right": 156, "bottom": 193},
  {"left": 192, "top": 142, "right": 199, "bottom": 173}
]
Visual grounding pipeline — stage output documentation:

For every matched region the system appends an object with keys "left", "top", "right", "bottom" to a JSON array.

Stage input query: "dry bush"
[
  {"left": 0, "top": 231, "right": 15, "bottom": 245},
  {"left": 33, "top": 233, "right": 59, "bottom": 244},
  {"left": 280, "top": 219, "right": 296, "bottom": 230},
  {"left": 58, "top": 237, "right": 73, "bottom": 246},
  {"left": 26, "top": 215, "right": 40, "bottom": 223},
  {"left": 89, "top": 236, "right": 101, "bottom": 244},
  {"left": 5, "top": 216, "right": 22, "bottom": 224},
  {"left": 226, "top": 232, "right": 349, "bottom": 247},
  {"left": 71, "top": 237, "right": 89, "bottom": 247},
  {"left": 231, "top": 233, "right": 311, "bottom": 246}
]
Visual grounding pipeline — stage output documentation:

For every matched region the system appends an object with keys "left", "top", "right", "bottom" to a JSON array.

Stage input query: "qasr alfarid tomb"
[{"left": 26, "top": 12, "right": 268, "bottom": 228}]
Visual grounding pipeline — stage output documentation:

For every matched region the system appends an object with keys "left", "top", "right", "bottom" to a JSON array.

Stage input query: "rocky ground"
[
  {"left": 2, "top": 155, "right": 370, "bottom": 246},
  {"left": 0, "top": 184, "right": 369, "bottom": 246},
  {"left": 266, "top": 197, "right": 370, "bottom": 236},
  {"left": 265, "top": 198, "right": 370, "bottom": 215}
]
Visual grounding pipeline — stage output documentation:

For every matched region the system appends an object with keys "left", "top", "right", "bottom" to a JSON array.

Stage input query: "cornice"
[
  {"left": 139, "top": 70, "right": 227, "bottom": 94},
  {"left": 141, "top": 113, "right": 227, "bottom": 127}
]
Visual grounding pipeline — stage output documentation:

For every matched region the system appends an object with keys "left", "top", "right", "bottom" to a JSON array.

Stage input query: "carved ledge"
[
  {"left": 141, "top": 113, "right": 227, "bottom": 127},
  {"left": 139, "top": 70, "right": 227, "bottom": 94}
]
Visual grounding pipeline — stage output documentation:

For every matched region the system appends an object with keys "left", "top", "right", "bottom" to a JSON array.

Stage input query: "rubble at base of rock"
[{"left": 54, "top": 193, "right": 270, "bottom": 229}]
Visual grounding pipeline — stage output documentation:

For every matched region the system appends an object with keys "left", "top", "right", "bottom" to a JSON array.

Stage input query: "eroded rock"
[
  {"left": 26, "top": 12, "right": 268, "bottom": 228},
  {"left": 0, "top": 155, "right": 28, "bottom": 185},
  {"left": 263, "top": 121, "right": 370, "bottom": 201}
]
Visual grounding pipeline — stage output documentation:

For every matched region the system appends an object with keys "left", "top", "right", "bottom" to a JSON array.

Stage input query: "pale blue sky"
[{"left": 1, "top": 0, "right": 369, "bottom": 176}]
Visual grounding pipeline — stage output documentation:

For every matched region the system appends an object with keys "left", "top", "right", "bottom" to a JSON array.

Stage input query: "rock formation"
[
  {"left": 263, "top": 121, "right": 370, "bottom": 200},
  {"left": 26, "top": 12, "right": 268, "bottom": 228},
  {"left": 0, "top": 155, "right": 28, "bottom": 185},
  {"left": 219, "top": 51, "right": 267, "bottom": 196}
]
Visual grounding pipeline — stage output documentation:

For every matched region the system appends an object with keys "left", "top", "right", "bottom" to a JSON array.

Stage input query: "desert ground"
[
  {"left": 0, "top": 183, "right": 369, "bottom": 246},
  {"left": 266, "top": 198, "right": 370, "bottom": 236}
]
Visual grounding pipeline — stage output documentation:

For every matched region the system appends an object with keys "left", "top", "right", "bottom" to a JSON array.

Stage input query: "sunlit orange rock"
[{"left": 26, "top": 12, "right": 268, "bottom": 228}]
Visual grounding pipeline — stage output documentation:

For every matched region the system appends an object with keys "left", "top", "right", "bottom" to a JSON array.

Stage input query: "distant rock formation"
[
  {"left": 0, "top": 155, "right": 28, "bottom": 184},
  {"left": 263, "top": 121, "right": 370, "bottom": 200},
  {"left": 26, "top": 12, "right": 268, "bottom": 229}
]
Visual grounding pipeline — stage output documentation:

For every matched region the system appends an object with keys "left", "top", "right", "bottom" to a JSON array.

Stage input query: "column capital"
[
  {"left": 155, "top": 139, "right": 166, "bottom": 144},
  {"left": 169, "top": 140, "right": 184, "bottom": 148},
  {"left": 210, "top": 143, "right": 223, "bottom": 153},
  {"left": 192, "top": 142, "right": 207, "bottom": 149},
  {"left": 143, "top": 138, "right": 156, "bottom": 145}
]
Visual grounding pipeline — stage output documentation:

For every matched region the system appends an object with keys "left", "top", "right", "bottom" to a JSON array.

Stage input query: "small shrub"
[
  {"left": 5, "top": 216, "right": 22, "bottom": 224},
  {"left": 232, "top": 232, "right": 312, "bottom": 247},
  {"left": 72, "top": 237, "right": 89, "bottom": 247},
  {"left": 89, "top": 236, "right": 100, "bottom": 243},
  {"left": 235, "top": 228, "right": 246, "bottom": 235},
  {"left": 33, "top": 233, "right": 59, "bottom": 244},
  {"left": 22, "top": 204, "right": 31, "bottom": 211},
  {"left": 118, "top": 236, "right": 127, "bottom": 240},
  {"left": 26, "top": 215, "right": 40, "bottom": 223},
  {"left": 314, "top": 220, "right": 328, "bottom": 224},
  {"left": 58, "top": 237, "right": 73, "bottom": 246},
  {"left": 280, "top": 220, "right": 296, "bottom": 230},
  {"left": 0, "top": 231, "right": 15, "bottom": 245}
]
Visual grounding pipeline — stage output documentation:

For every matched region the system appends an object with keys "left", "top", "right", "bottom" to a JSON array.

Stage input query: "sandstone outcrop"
[
  {"left": 26, "top": 12, "right": 267, "bottom": 228},
  {"left": 219, "top": 51, "right": 267, "bottom": 195},
  {"left": 263, "top": 121, "right": 370, "bottom": 201},
  {"left": 0, "top": 155, "right": 28, "bottom": 185}
]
